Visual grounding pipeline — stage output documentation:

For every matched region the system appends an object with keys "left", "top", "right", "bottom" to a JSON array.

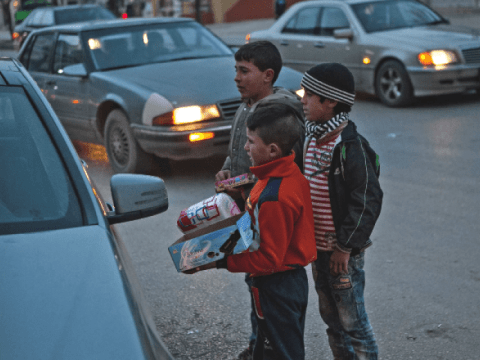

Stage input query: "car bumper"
[
  {"left": 407, "top": 64, "right": 480, "bottom": 97},
  {"left": 132, "top": 122, "right": 231, "bottom": 160}
]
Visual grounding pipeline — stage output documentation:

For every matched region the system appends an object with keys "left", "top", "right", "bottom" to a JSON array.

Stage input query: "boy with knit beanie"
[
  {"left": 188, "top": 103, "right": 316, "bottom": 360},
  {"left": 300, "top": 63, "right": 383, "bottom": 359}
]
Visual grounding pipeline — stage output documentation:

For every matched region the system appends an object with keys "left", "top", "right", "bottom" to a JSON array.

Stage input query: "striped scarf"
[{"left": 305, "top": 112, "right": 349, "bottom": 139}]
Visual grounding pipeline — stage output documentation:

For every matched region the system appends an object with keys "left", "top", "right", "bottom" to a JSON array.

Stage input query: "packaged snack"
[
  {"left": 177, "top": 193, "right": 241, "bottom": 233},
  {"left": 215, "top": 173, "right": 255, "bottom": 193}
]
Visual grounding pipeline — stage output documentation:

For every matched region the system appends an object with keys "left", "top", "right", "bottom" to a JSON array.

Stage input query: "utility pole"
[{"left": 195, "top": 0, "right": 201, "bottom": 23}]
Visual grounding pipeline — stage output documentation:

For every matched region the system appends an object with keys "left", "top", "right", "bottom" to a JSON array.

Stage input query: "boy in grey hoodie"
[{"left": 215, "top": 41, "right": 304, "bottom": 360}]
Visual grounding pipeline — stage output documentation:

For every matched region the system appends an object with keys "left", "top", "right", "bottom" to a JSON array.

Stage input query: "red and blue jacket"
[{"left": 226, "top": 153, "right": 317, "bottom": 277}]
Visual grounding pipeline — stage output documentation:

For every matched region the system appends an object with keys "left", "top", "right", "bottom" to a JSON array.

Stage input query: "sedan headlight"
[
  {"left": 152, "top": 105, "right": 221, "bottom": 126},
  {"left": 418, "top": 50, "right": 458, "bottom": 66}
]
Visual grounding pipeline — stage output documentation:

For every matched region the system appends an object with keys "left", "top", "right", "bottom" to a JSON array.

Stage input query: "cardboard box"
[
  {"left": 169, "top": 212, "right": 253, "bottom": 272},
  {"left": 215, "top": 173, "right": 255, "bottom": 193}
]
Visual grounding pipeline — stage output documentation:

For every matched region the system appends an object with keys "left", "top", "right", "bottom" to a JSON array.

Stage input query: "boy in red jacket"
[{"left": 188, "top": 103, "right": 316, "bottom": 360}]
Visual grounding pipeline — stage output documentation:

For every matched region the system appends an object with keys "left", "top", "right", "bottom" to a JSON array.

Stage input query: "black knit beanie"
[{"left": 301, "top": 63, "right": 355, "bottom": 106}]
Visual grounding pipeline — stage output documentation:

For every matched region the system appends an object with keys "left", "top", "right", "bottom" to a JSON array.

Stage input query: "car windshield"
[
  {"left": 22, "top": 0, "right": 51, "bottom": 11},
  {"left": 351, "top": 0, "right": 446, "bottom": 33},
  {"left": 54, "top": 7, "right": 116, "bottom": 25},
  {"left": 85, "top": 21, "right": 233, "bottom": 71},
  {"left": 0, "top": 87, "right": 83, "bottom": 235}
]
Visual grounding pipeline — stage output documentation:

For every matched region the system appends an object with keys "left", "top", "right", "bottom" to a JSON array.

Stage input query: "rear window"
[
  {"left": 54, "top": 7, "right": 115, "bottom": 25},
  {"left": 0, "top": 87, "right": 83, "bottom": 235}
]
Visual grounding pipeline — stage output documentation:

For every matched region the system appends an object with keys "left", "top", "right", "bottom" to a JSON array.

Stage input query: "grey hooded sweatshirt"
[{"left": 221, "top": 87, "right": 305, "bottom": 178}]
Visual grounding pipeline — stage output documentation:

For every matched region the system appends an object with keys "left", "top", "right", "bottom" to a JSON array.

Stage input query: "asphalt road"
[
  {"left": 2, "top": 11, "right": 479, "bottom": 359},
  {"left": 70, "top": 89, "right": 480, "bottom": 360}
]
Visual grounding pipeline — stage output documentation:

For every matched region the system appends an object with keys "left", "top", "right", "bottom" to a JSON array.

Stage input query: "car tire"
[
  {"left": 375, "top": 60, "right": 414, "bottom": 107},
  {"left": 104, "top": 109, "right": 154, "bottom": 174}
]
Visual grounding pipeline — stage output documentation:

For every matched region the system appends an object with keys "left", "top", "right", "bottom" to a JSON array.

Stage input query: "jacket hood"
[
  {"left": 0, "top": 226, "right": 147, "bottom": 359},
  {"left": 254, "top": 87, "right": 305, "bottom": 125}
]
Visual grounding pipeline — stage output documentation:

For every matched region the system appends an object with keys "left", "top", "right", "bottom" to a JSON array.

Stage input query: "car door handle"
[
  {"left": 314, "top": 42, "right": 325, "bottom": 48},
  {"left": 280, "top": 40, "right": 289, "bottom": 46},
  {"left": 46, "top": 80, "right": 56, "bottom": 86}
]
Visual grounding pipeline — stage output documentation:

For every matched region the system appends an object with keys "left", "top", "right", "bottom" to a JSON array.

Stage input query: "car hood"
[
  {"left": 370, "top": 25, "right": 480, "bottom": 49},
  {"left": 0, "top": 226, "right": 148, "bottom": 359},
  {"left": 95, "top": 56, "right": 241, "bottom": 107}
]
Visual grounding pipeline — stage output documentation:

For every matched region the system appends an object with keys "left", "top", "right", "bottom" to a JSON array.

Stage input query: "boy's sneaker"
[{"left": 237, "top": 341, "right": 254, "bottom": 360}]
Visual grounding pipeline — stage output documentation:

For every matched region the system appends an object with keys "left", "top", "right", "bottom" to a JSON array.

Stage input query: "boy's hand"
[
  {"left": 182, "top": 262, "right": 217, "bottom": 274},
  {"left": 215, "top": 170, "right": 231, "bottom": 181},
  {"left": 222, "top": 187, "right": 244, "bottom": 200},
  {"left": 330, "top": 249, "right": 350, "bottom": 276}
]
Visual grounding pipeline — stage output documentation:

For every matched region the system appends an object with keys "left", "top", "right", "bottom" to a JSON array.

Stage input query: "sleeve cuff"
[
  {"left": 216, "top": 257, "right": 228, "bottom": 269},
  {"left": 335, "top": 243, "right": 352, "bottom": 254}
]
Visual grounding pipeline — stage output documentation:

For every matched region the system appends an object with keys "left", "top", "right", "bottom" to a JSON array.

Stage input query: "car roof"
[
  {"left": 28, "top": 16, "right": 195, "bottom": 33},
  {"left": 296, "top": 0, "right": 396, "bottom": 5},
  {"left": 29, "top": 3, "right": 107, "bottom": 12}
]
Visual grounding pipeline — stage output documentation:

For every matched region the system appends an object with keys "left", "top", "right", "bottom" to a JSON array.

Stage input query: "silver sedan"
[
  {"left": 17, "top": 18, "right": 303, "bottom": 173},
  {"left": 248, "top": 0, "right": 480, "bottom": 107}
]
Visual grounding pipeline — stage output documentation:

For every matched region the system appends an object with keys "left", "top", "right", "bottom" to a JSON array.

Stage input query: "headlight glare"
[
  {"left": 152, "top": 104, "right": 220, "bottom": 126},
  {"left": 295, "top": 89, "right": 304, "bottom": 98},
  {"left": 418, "top": 50, "right": 457, "bottom": 66}
]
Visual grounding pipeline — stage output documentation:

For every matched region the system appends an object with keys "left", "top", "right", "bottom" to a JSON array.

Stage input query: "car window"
[
  {"left": 26, "top": 33, "right": 55, "bottom": 72},
  {"left": 352, "top": 0, "right": 444, "bottom": 33},
  {"left": 39, "top": 8, "right": 54, "bottom": 26},
  {"left": 282, "top": 6, "right": 321, "bottom": 35},
  {"left": 29, "top": 9, "right": 45, "bottom": 26},
  {"left": 54, "top": 34, "right": 84, "bottom": 74},
  {"left": 320, "top": 7, "right": 350, "bottom": 36},
  {"left": 54, "top": 7, "right": 115, "bottom": 25},
  {"left": 0, "top": 87, "right": 83, "bottom": 235},
  {"left": 86, "top": 21, "right": 232, "bottom": 71}
]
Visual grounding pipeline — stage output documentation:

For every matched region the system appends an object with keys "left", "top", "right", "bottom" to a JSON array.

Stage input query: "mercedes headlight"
[{"left": 418, "top": 50, "right": 458, "bottom": 66}]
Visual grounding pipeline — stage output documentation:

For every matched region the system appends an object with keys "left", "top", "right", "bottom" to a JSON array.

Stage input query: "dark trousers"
[{"left": 250, "top": 267, "right": 308, "bottom": 360}]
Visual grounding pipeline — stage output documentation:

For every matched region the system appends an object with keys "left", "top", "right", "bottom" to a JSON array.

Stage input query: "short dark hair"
[
  {"left": 235, "top": 41, "right": 282, "bottom": 84},
  {"left": 318, "top": 95, "right": 353, "bottom": 115},
  {"left": 246, "top": 104, "right": 301, "bottom": 156}
]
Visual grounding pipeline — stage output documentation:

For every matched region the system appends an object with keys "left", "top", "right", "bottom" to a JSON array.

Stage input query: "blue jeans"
[
  {"left": 245, "top": 273, "right": 258, "bottom": 344},
  {"left": 251, "top": 267, "right": 308, "bottom": 360},
  {"left": 312, "top": 251, "right": 378, "bottom": 360}
]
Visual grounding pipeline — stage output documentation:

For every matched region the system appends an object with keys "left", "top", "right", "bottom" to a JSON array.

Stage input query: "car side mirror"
[
  {"left": 107, "top": 174, "right": 169, "bottom": 225},
  {"left": 61, "top": 63, "right": 88, "bottom": 77},
  {"left": 334, "top": 28, "right": 354, "bottom": 40}
]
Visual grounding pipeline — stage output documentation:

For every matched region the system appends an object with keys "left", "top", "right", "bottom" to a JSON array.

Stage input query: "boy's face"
[
  {"left": 244, "top": 128, "right": 272, "bottom": 167},
  {"left": 301, "top": 88, "right": 336, "bottom": 123},
  {"left": 235, "top": 60, "right": 274, "bottom": 104}
]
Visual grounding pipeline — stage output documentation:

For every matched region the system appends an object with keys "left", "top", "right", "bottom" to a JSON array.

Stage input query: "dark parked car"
[
  {"left": 13, "top": 4, "right": 116, "bottom": 50},
  {"left": 248, "top": 0, "right": 480, "bottom": 107},
  {"left": 17, "top": 17, "right": 304, "bottom": 173},
  {"left": 0, "top": 57, "right": 174, "bottom": 360},
  {"left": 14, "top": 0, "right": 52, "bottom": 25}
]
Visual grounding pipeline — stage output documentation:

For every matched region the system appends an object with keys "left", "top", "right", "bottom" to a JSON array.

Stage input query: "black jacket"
[{"left": 304, "top": 120, "right": 383, "bottom": 254}]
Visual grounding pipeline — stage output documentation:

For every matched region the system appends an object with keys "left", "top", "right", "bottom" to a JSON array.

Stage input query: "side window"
[
  {"left": 53, "top": 34, "right": 84, "bottom": 74},
  {"left": 320, "top": 7, "right": 350, "bottom": 36},
  {"left": 29, "top": 9, "right": 45, "bottom": 26},
  {"left": 282, "top": 7, "right": 321, "bottom": 35},
  {"left": 39, "top": 9, "right": 55, "bottom": 26},
  {"left": 27, "top": 33, "right": 55, "bottom": 73}
]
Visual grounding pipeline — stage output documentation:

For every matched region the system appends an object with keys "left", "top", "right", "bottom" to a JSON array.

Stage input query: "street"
[
  {"left": 1, "top": 11, "right": 480, "bottom": 359},
  {"left": 72, "top": 90, "right": 480, "bottom": 360}
]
